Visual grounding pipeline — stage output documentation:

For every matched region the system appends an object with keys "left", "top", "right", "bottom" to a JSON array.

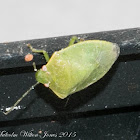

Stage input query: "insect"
[{"left": 3, "top": 36, "right": 120, "bottom": 115}]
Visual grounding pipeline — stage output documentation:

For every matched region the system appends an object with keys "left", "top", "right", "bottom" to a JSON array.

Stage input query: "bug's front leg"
[{"left": 27, "top": 44, "right": 50, "bottom": 62}]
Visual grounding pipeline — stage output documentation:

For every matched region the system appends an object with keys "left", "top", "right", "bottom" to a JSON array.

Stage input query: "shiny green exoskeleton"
[
  {"left": 36, "top": 37, "right": 120, "bottom": 99},
  {"left": 3, "top": 36, "right": 120, "bottom": 115}
]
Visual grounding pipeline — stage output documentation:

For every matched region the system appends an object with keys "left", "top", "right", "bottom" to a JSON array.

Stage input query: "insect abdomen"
[{"left": 46, "top": 40, "right": 120, "bottom": 99}]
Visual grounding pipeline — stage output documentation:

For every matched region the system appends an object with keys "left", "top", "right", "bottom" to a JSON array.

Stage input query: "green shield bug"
[{"left": 3, "top": 36, "right": 120, "bottom": 115}]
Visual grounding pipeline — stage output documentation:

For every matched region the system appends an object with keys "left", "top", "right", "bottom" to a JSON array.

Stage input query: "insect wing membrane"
[{"left": 46, "top": 40, "right": 120, "bottom": 99}]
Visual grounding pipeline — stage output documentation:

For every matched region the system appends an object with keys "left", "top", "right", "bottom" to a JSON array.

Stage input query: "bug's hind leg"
[
  {"left": 27, "top": 44, "right": 50, "bottom": 62},
  {"left": 68, "top": 36, "right": 80, "bottom": 46},
  {"left": 68, "top": 36, "right": 85, "bottom": 46}
]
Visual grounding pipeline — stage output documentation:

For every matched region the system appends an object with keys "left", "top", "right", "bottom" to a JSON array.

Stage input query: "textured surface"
[
  {"left": 0, "top": 108, "right": 140, "bottom": 140},
  {"left": 0, "top": 28, "right": 140, "bottom": 69},
  {"left": 0, "top": 28, "right": 140, "bottom": 139}
]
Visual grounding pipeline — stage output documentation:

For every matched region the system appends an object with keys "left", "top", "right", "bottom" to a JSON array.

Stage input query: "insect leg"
[
  {"left": 27, "top": 44, "right": 49, "bottom": 62},
  {"left": 64, "top": 95, "right": 71, "bottom": 107},
  {"left": 33, "top": 62, "right": 37, "bottom": 71},
  {"left": 68, "top": 36, "right": 80, "bottom": 46}
]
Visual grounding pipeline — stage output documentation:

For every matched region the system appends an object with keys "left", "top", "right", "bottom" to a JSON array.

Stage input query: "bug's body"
[
  {"left": 36, "top": 40, "right": 120, "bottom": 99},
  {"left": 3, "top": 37, "right": 120, "bottom": 115}
]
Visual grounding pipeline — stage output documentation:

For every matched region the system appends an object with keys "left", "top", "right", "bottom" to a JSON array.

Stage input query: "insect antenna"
[{"left": 3, "top": 82, "right": 39, "bottom": 115}]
